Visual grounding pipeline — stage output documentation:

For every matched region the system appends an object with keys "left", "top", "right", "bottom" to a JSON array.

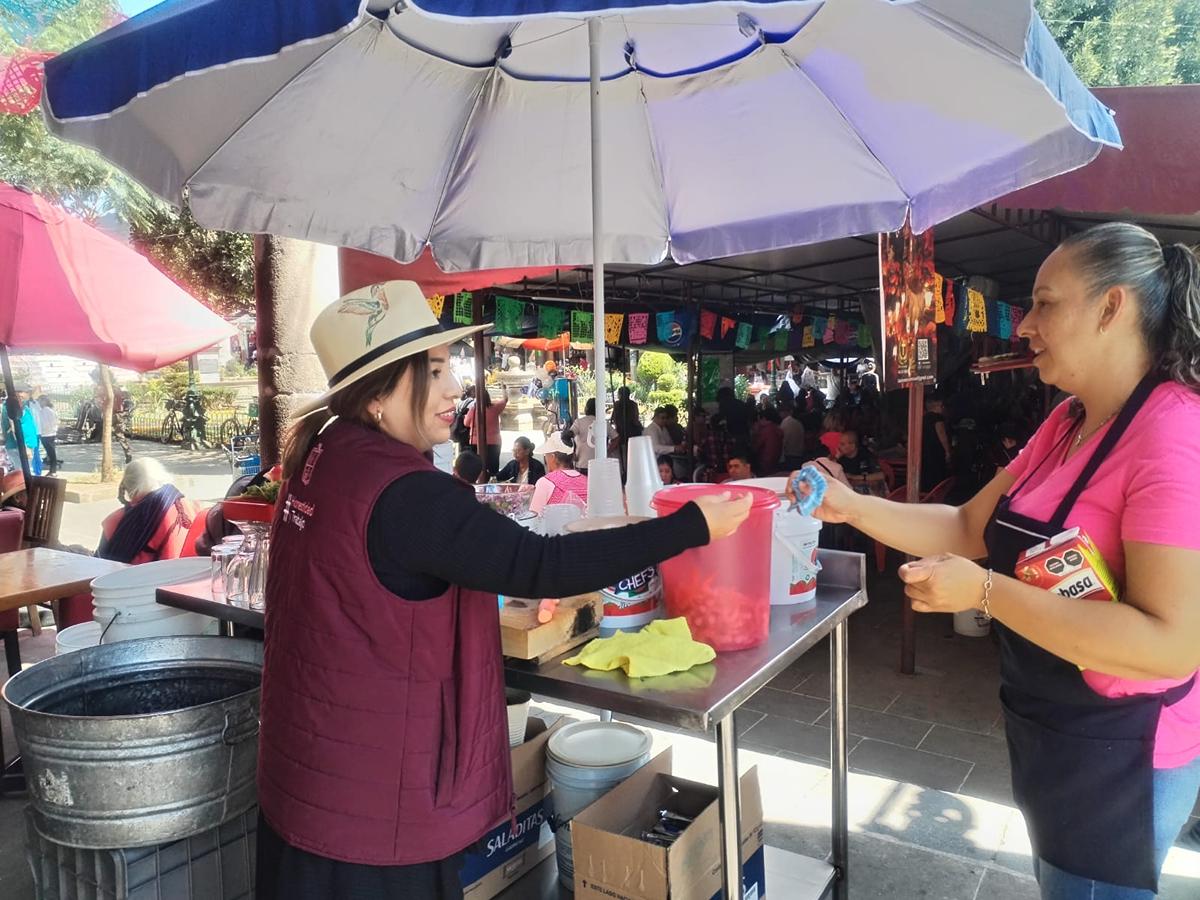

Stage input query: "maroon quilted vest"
[{"left": 258, "top": 419, "right": 512, "bottom": 865}]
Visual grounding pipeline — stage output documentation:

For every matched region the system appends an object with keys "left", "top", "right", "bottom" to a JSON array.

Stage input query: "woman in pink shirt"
[
  {"left": 793, "top": 224, "right": 1200, "bottom": 898},
  {"left": 529, "top": 432, "right": 587, "bottom": 516}
]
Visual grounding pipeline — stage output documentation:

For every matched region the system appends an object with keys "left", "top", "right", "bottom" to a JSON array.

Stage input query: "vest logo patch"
[
  {"left": 301, "top": 442, "right": 324, "bottom": 485},
  {"left": 282, "top": 496, "right": 316, "bottom": 531}
]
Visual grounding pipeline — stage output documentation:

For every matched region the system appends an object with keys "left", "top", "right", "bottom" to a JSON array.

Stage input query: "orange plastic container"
[{"left": 650, "top": 484, "right": 779, "bottom": 651}]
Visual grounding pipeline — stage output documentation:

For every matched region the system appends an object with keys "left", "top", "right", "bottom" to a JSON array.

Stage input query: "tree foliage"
[
  {"left": 1036, "top": 0, "right": 1200, "bottom": 86},
  {"left": 0, "top": 0, "right": 254, "bottom": 314}
]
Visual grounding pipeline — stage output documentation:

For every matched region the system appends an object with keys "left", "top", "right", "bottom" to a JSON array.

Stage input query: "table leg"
[
  {"left": 221, "top": 620, "right": 235, "bottom": 638},
  {"left": 830, "top": 618, "right": 849, "bottom": 900},
  {"left": 715, "top": 711, "right": 742, "bottom": 899},
  {"left": 3, "top": 629, "right": 20, "bottom": 677}
]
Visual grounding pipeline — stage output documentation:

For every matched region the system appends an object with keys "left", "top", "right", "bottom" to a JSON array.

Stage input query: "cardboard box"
[
  {"left": 570, "top": 748, "right": 766, "bottom": 900},
  {"left": 460, "top": 717, "right": 564, "bottom": 900}
]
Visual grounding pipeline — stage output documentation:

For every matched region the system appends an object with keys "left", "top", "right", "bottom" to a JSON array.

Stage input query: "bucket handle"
[
  {"left": 774, "top": 533, "right": 822, "bottom": 575},
  {"left": 97, "top": 610, "right": 121, "bottom": 645},
  {"left": 221, "top": 709, "right": 260, "bottom": 746}
]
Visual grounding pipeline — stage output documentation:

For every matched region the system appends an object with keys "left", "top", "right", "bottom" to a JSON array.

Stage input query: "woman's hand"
[
  {"left": 898, "top": 554, "right": 986, "bottom": 614},
  {"left": 786, "top": 471, "right": 860, "bottom": 524},
  {"left": 692, "top": 492, "right": 753, "bottom": 541}
]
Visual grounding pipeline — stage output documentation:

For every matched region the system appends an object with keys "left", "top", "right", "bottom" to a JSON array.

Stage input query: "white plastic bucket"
[
  {"left": 94, "top": 604, "right": 215, "bottom": 642},
  {"left": 55, "top": 621, "right": 101, "bottom": 655},
  {"left": 546, "top": 722, "right": 651, "bottom": 891},
  {"left": 506, "top": 689, "right": 531, "bottom": 748},
  {"left": 730, "top": 478, "right": 823, "bottom": 608},
  {"left": 954, "top": 609, "right": 992, "bottom": 637},
  {"left": 772, "top": 508, "right": 822, "bottom": 609}
]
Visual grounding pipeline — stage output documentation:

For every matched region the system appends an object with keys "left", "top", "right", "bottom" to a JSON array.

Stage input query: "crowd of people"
[{"left": 1, "top": 385, "right": 61, "bottom": 477}]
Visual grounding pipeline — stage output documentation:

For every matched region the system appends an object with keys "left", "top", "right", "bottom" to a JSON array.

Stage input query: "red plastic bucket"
[{"left": 650, "top": 484, "right": 779, "bottom": 651}]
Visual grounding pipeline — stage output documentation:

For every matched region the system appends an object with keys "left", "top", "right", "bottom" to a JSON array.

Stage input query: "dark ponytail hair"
[
  {"left": 281, "top": 353, "right": 431, "bottom": 479},
  {"left": 1060, "top": 222, "right": 1200, "bottom": 391}
]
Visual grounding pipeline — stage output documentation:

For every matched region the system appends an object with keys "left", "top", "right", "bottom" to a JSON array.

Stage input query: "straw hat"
[
  {"left": 536, "top": 432, "right": 574, "bottom": 457},
  {"left": 294, "top": 281, "right": 486, "bottom": 418}
]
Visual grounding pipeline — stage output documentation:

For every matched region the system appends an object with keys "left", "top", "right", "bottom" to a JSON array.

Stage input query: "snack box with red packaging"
[{"left": 1015, "top": 526, "right": 1119, "bottom": 603}]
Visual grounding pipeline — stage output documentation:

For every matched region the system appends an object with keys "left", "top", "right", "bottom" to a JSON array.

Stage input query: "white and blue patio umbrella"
[{"left": 43, "top": 0, "right": 1120, "bottom": 458}]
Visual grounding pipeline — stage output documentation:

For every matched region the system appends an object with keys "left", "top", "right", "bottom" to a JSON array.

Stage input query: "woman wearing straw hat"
[{"left": 257, "top": 281, "right": 752, "bottom": 900}]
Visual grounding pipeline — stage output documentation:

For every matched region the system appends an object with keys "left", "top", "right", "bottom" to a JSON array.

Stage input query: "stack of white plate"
[{"left": 90, "top": 558, "right": 216, "bottom": 643}]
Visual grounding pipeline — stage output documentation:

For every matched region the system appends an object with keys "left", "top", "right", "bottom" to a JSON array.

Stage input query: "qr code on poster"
[{"left": 917, "top": 339, "right": 930, "bottom": 363}]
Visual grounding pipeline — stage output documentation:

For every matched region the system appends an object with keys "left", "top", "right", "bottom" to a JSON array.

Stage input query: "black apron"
[{"left": 983, "top": 375, "right": 1194, "bottom": 891}]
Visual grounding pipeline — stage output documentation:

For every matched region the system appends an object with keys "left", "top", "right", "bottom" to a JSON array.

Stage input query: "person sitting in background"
[
  {"left": 98, "top": 458, "right": 203, "bottom": 565},
  {"left": 751, "top": 405, "right": 784, "bottom": 475},
  {"left": 530, "top": 432, "right": 587, "bottom": 515},
  {"left": 658, "top": 455, "right": 680, "bottom": 486},
  {"left": 644, "top": 406, "right": 683, "bottom": 458},
  {"left": 663, "top": 405, "right": 686, "bottom": 447},
  {"left": 724, "top": 454, "right": 754, "bottom": 483},
  {"left": 452, "top": 450, "right": 485, "bottom": 486},
  {"left": 700, "top": 420, "right": 735, "bottom": 482},
  {"left": 836, "top": 430, "right": 885, "bottom": 496},
  {"left": 497, "top": 436, "right": 545, "bottom": 486}
]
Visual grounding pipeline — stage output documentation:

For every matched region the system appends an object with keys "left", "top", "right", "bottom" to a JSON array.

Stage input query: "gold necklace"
[{"left": 1073, "top": 411, "right": 1116, "bottom": 449}]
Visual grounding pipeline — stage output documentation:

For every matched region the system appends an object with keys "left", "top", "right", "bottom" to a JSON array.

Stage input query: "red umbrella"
[{"left": 0, "top": 183, "right": 235, "bottom": 478}]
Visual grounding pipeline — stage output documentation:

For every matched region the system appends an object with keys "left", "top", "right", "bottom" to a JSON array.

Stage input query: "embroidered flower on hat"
[{"left": 337, "top": 283, "right": 390, "bottom": 346}]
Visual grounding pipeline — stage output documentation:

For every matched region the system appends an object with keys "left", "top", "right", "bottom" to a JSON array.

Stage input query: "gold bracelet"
[{"left": 980, "top": 569, "right": 994, "bottom": 619}]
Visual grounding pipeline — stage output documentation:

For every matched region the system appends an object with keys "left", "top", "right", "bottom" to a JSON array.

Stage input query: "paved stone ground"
[{"left": 2, "top": 444, "right": 1197, "bottom": 897}]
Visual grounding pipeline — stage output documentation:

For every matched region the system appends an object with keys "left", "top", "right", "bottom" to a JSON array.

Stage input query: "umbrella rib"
[
  {"left": 773, "top": 42, "right": 913, "bottom": 211},
  {"left": 185, "top": 18, "right": 377, "bottom": 208}
]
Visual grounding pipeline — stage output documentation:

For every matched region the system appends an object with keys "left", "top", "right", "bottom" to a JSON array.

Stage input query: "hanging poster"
[
  {"left": 701, "top": 357, "right": 722, "bottom": 403},
  {"left": 944, "top": 279, "right": 957, "bottom": 325},
  {"left": 933, "top": 274, "right": 946, "bottom": 324},
  {"left": 538, "top": 305, "right": 565, "bottom": 339},
  {"left": 699, "top": 310, "right": 717, "bottom": 340},
  {"left": 773, "top": 329, "right": 789, "bottom": 351},
  {"left": 879, "top": 221, "right": 937, "bottom": 390},
  {"left": 967, "top": 288, "right": 987, "bottom": 333},
  {"left": 672, "top": 310, "right": 695, "bottom": 349},
  {"left": 494, "top": 296, "right": 523, "bottom": 336},
  {"left": 735, "top": 322, "right": 753, "bottom": 350},
  {"left": 857, "top": 324, "right": 872, "bottom": 348},
  {"left": 802, "top": 326, "right": 815, "bottom": 348},
  {"left": 604, "top": 313, "right": 624, "bottom": 345},
  {"left": 571, "top": 310, "right": 594, "bottom": 343},
  {"left": 628, "top": 312, "right": 649, "bottom": 345},
  {"left": 427, "top": 293, "right": 446, "bottom": 319},
  {"left": 720, "top": 316, "right": 736, "bottom": 338},
  {"left": 453, "top": 291, "right": 474, "bottom": 325},
  {"left": 835, "top": 319, "right": 853, "bottom": 346}
]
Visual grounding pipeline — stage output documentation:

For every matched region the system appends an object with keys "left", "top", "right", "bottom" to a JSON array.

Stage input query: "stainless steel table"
[
  {"left": 504, "top": 549, "right": 867, "bottom": 900},
  {"left": 158, "top": 551, "right": 867, "bottom": 899}
]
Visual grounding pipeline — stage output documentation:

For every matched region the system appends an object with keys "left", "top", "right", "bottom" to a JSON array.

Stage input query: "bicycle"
[{"left": 219, "top": 401, "right": 259, "bottom": 447}]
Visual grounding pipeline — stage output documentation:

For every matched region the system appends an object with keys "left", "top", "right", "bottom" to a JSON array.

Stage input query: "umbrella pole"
[
  {"left": 588, "top": 16, "right": 608, "bottom": 461},
  {"left": 0, "top": 343, "right": 32, "bottom": 483}
]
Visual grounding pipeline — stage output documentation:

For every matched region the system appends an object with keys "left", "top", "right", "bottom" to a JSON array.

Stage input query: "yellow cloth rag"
[{"left": 563, "top": 618, "right": 716, "bottom": 678}]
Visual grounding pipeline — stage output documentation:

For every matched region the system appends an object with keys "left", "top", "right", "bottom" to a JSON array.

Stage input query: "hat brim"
[{"left": 291, "top": 323, "right": 488, "bottom": 419}]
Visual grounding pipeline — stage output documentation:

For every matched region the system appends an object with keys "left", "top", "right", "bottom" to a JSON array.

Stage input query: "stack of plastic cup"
[
  {"left": 624, "top": 436, "right": 664, "bottom": 518},
  {"left": 587, "top": 457, "right": 625, "bottom": 518},
  {"left": 541, "top": 502, "right": 583, "bottom": 536}
]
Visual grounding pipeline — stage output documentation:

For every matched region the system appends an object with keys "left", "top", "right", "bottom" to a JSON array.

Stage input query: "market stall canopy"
[
  {"left": 0, "top": 183, "right": 235, "bottom": 371},
  {"left": 340, "top": 247, "right": 567, "bottom": 299},
  {"left": 43, "top": 0, "right": 1119, "bottom": 271}
]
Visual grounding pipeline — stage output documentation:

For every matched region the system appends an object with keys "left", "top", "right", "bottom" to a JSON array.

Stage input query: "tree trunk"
[
  {"left": 254, "top": 235, "right": 339, "bottom": 469},
  {"left": 99, "top": 364, "right": 115, "bottom": 483}
]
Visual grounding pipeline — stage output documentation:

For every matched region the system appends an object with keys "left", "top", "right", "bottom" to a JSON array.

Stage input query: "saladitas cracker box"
[{"left": 1015, "top": 526, "right": 1119, "bottom": 603}]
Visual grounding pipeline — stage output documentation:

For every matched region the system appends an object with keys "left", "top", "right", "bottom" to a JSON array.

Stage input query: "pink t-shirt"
[{"left": 1005, "top": 382, "right": 1200, "bottom": 768}]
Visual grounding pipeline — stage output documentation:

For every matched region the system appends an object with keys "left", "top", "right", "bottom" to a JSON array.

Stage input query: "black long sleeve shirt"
[{"left": 366, "top": 471, "right": 709, "bottom": 600}]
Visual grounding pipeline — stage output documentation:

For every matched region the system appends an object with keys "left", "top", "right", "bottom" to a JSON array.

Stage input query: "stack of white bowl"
[{"left": 90, "top": 558, "right": 217, "bottom": 644}]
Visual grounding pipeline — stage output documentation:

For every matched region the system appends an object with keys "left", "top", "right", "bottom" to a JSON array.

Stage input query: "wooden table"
[
  {"left": 0, "top": 548, "right": 124, "bottom": 794},
  {"left": 0, "top": 548, "right": 127, "bottom": 612}
]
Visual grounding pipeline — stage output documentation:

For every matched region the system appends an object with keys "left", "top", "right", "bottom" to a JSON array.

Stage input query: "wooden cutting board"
[{"left": 500, "top": 593, "right": 602, "bottom": 663}]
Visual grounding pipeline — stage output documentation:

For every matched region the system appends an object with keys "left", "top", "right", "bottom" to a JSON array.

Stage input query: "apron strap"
[{"left": 1049, "top": 374, "right": 1161, "bottom": 529}]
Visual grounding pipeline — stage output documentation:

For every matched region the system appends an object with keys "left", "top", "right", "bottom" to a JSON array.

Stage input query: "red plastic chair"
[{"left": 921, "top": 477, "right": 956, "bottom": 504}]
